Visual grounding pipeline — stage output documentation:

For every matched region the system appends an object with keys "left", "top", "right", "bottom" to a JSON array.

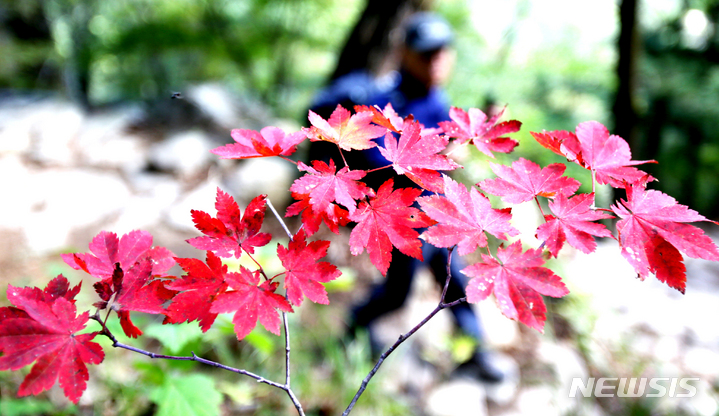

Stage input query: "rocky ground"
[{"left": 1, "top": 89, "right": 717, "bottom": 416}]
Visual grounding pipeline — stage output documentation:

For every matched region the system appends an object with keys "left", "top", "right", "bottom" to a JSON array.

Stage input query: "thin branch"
[
  {"left": 90, "top": 312, "right": 307, "bottom": 415},
  {"left": 267, "top": 197, "right": 294, "bottom": 239},
  {"left": 341, "top": 297, "right": 467, "bottom": 416},
  {"left": 281, "top": 311, "right": 304, "bottom": 415},
  {"left": 264, "top": 197, "right": 305, "bottom": 415},
  {"left": 440, "top": 246, "right": 455, "bottom": 302}
]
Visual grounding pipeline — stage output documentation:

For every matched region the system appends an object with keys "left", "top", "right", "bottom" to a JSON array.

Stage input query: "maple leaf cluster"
[
  {"left": 3, "top": 103, "right": 719, "bottom": 405},
  {"left": 0, "top": 190, "right": 341, "bottom": 402},
  {"left": 530, "top": 121, "right": 719, "bottom": 293},
  {"left": 213, "top": 105, "right": 719, "bottom": 329}
]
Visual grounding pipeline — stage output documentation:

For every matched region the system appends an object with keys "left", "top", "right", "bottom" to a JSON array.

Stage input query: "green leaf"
[
  {"left": 0, "top": 398, "right": 61, "bottom": 416},
  {"left": 244, "top": 329, "right": 276, "bottom": 358},
  {"left": 150, "top": 373, "right": 223, "bottom": 416},
  {"left": 144, "top": 321, "right": 204, "bottom": 354}
]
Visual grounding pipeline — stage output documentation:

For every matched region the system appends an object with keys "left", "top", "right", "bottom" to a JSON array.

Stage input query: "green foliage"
[
  {"left": 149, "top": 373, "right": 223, "bottom": 416},
  {"left": 0, "top": 397, "right": 67, "bottom": 416},
  {"left": 144, "top": 321, "right": 204, "bottom": 355}
]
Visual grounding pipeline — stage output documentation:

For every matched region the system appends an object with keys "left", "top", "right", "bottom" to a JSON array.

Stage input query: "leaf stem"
[
  {"left": 279, "top": 155, "right": 298, "bottom": 165},
  {"left": 534, "top": 197, "right": 546, "bottom": 218},
  {"left": 245, "top": 252, "right": 268, "bottom": 280},
  {"left": 591, "top": 170, "right": 597, "bottom": 209},
  {"left": 337, "top": 145, "right": 350, "bottom": 169},
  {"left": 365, "top": 165, "right": 392, "bottom": 173}
]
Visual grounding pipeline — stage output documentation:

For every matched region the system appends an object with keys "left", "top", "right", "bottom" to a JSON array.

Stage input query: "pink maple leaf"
[
  {"left": 536, "top": 193, "right": 613, "bottom": 257},
  {"left": 290, "top": 159, "right": 373, "bottom": 215},
  {"left": 419, "top": 175, "right": 519, "bottom": 256},
  {"left": 611, "top": 181, "right": 719, "bottom": 293},
  {"left": 212, "top": 126, "right": 306, "bottom": 159},
  {"left": 462, "top": 241, "right": 569, "bottom": 332},
  {"left": 378, "top": 119, "right": 460, "bottom": 193},
  {"left": 62, "top": 230, "right": 175, "bottom": 280},
  {"left": 478, "top": 158, "right": 581, "bottom": 204},
  {"left": 304, "top": 104, "right": 387, "bottom": 151},
  {"left": 439, "top": 107, "right": 520, "bottom": 157}
]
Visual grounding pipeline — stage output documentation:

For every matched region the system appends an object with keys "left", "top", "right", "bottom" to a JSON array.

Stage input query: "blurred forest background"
[
  {"left": 2, "top": 1, "right": 719, "bottom": 416},
  {"left": 3, "top": 0, "right": 719, "bottom": 215}
]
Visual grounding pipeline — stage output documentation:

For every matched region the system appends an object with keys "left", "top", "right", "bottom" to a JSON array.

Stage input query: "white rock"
[
  {"left": 148, "top": 130, "right": 216, "bottom": 177},
  {"left": 77, "top": 108, "right": 148, "bottom": 174},
  {"left": 15, "top": 169, "right": 131, "bottom": 254},
  {"left": 185, "top": 84, "right": 243, "bottom": 130},
  {"left": 0, "top": 106, "right": 33, "bottom": 153},
  {"left": 482, "top": 352, "right": 520, "bottom": 406},
  {"left": 27, "top": 102, "right": 85, "bottom": 166},
  {"left": 222, "top": 157, "right": 296, "bottom": 205},
  {"left": 165, "top": 176, "right": 225, "bottom": 232},
  {"left": 475, "top": 299, "right": 519, "bottom": 348},
  {"left": 683, "top": 347, "right": 719, "bottom": 379},
  {"left": 654, "top": 336, "right": 680, "bottom": 362},
  {"left": 426, "top": 379, "right": 487, "bottom": 416},
  {"left": 110, "top": 182, "right": 181, "bottom": 232}
]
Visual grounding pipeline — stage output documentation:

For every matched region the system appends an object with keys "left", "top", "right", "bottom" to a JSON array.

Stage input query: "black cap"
[{"left": 403, "top": 12, "right": 453, "bottom": 53}]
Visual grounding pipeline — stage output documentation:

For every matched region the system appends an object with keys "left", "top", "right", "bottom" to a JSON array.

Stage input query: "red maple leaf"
[
  {"left": 378, "top": 119, "right": 460, "bottom": 193},
  {"left": 277, "top": 229, "right": 341, "bottom": 306},
  {"left": 439, "top": 107, "right": 520, "bottom": 157},
  {"left": 478, "top": 158, "right": 581, "bottom": 204},
  {"left": 62, "top": 230, "right": 175, "bottom": 280},
  {"left": 290, "top": 159, "right": 373, "bottom": 215},
  {"left": 164, "top": 251, "right": 230, "bottom": 332},
  {"left": 188, "top": 188, "right": 272, "bottom": 258},
  {"left": 462, "top": 241, "right": 569, "bottom": 332},
  {"left": 419, "top": 175, "right": 519, "bottom": 256},
  {"left": 536, "top": 193, "right": 613, "bottom": 257},
  {"left": 529, "top": 129, "right": 584, "bottom": 167},
  {"left": 611, "top": 181, "right": 719, "bottom": 293},
  {"left": 94, "top": 259, "right": 176, "bottom": 338},
  {"left": 0, "top": 279, "right": 104, "bottom": 403},
  {"left": 575, "top": 121, "right": 656, "bottom": 187},
  {"left": 9, "top": 274, "right": 82, "bottom": 306},
  {"left": 354, "top": 103, "right": 405, "bottom": 133},
  {"left": 211, "top": 126, "right": 306, "bottom": 159},
  {"left": 210, "top": 266, "right": 293, "bottom": 340},
  {"left": 304, "top": 104, "right": 387, "bottom": 151},
  {"left": 532, "top": 122, "right": 655, "bottom": 187},
  {"left": 348, "top": 179, "right": 434, "bottom": 275},
  {"left": 285, "top": 193, "right": 350, "bottom": 236}
]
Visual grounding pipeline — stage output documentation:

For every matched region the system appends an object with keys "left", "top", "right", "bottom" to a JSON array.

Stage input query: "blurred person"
[{"left": 308, "top": 12, "right": 504, "bottom": 383}]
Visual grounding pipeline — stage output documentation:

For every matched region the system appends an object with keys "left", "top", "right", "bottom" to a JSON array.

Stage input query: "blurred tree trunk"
[
  {"left": 612, "top": 0, "right": 640, "bottom": 151},
  {"left": 329, "top": 0, "right": 432, "bottom": 81}
]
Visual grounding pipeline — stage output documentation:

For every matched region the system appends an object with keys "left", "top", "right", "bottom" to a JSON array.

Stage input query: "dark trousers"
[{"left": 351, "top": 242, "right": 484, "bottom": 342}]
